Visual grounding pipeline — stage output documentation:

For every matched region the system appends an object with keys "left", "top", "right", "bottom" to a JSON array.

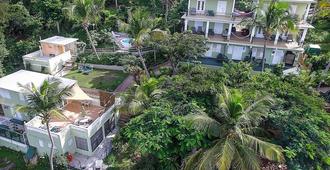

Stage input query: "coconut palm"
[
  {"left": 17, "top": 79, "right": 72, "bottom": 170},
  {"left": 184, "top": 86, "right": 284, "bottom": 170},
  {"left": 63, "top": 0, "right": 105, "bottom": 59},
  {"left": 120, "top": 77, "right": 163, "bottom": 116},
  {"left": 118, "top": 8, "right": 162, "bottom": 78},
  {"left": 241, "top": 0, "right": 297, "bottom": 71}
]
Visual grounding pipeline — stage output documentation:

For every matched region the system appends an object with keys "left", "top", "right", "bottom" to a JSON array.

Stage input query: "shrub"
[{"left": 78, "top": 53, "right": 131, "bottom": 65}]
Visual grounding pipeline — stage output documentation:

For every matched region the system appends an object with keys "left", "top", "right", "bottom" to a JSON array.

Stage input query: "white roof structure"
[
  {"left": 39, "top": 36, "right": 78, "bottom": 45},
  {"left": 0, "top": 70, "right": 76, "bottom": 93}
]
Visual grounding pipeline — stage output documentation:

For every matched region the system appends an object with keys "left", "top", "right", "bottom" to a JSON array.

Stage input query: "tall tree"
[
  {"left": 118, "top": 8, "right": 162, "bottom": 78},
  {"left": 184, "top": 86, "right": 284, "bottom": 170},
  {"left": 17, "top": 79, "right": 72, "bottom": 170},
  {"left": 160, "top": 32, "right": 208, "bottom": 73},
  {"left": 0, "top": 29, "right": 8, "bottom": 77},
  {"left": 63, "top": 0, "right": 105, "bottom": 59},
  {"left": 241, "top": 0, "right": 296, "bottom": 71}
]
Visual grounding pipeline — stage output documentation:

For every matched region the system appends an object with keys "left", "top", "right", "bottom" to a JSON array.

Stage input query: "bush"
[{"left": 78, "top": 53, "right": 131, "bottom": 65}]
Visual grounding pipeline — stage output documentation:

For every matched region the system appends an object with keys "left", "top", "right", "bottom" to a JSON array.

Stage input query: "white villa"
[
  {"left": 23, "top": 36, "right": 78, "bottom": 76},
  {"left": 182, "top": 0, "right": 315, "bottom": 67}
]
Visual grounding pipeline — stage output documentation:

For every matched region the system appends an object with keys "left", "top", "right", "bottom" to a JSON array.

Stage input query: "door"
[
  {"left": 194, "top": 21, "right": 203, "bottom": 30},
  {"left": 255, "top": 27, "right": 264, "bottom": 38},
  {"left": 289, "top": 5, "right": 297, "bottom": 15},
  {"left": 272, "top": 50, "right": 284, "bottom": 64},
  {"left": 196, "top": 0, "right": 205, "bottom": 13},
  {"left": 214, "top": 23, "right": 224, "bottom": 34},
  {"left": 205, "top": 44, "right": 213, "bottom": 57},
  {"left": 217, "top": 1, "right": 227, "bottom": 15},
  {"left": 232, "top": 46, "right": 245, "bottom": 60}
]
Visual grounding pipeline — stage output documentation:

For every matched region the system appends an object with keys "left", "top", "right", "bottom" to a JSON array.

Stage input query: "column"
[
  {"left": 250, "top": 26, "right": 256, "bottom": 42},
  {"left": 205, "top": 21, "right": 210, "bottom": 38},
  {"left": 184, "top": 20, "right": 188, "bottom": 31},
  {"left": 274, "top": 31, "right": 280, "bottom": 45},
  {"left": 188, "top": 0, "right": 191, "bottom": 15},
  {"left": 300, "top": 28, "right": 308, "bottom": 43},
  {"left": 232, "top": 0, "right": 236, "bottom": 13},
  {"left": 304, "top": 3, "right": 311, "bottom": 21},
  {"left": 227, "top": 23, "right": 233, "bottom": 40}
]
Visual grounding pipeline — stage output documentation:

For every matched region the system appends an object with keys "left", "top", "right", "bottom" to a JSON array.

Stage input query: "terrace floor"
[
  {"left": 208, "top": 34, "right": 303, "bottom": 50},
  {"left": 64, "top": 69, "right": 128, "bottom": 92}
]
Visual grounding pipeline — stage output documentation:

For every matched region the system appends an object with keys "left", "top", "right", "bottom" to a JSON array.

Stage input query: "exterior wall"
[
  {"left": 41, "top": 43, "right": 65, "bottom": 57},
  {"left": 0, "top": 88, "right": 29, "bottom": 121},
  {"left": 190, "top": 0, "right": 234, "bottom": 15},
  {"left": 25, "top": 103, "right": 118, "bottom": 157},
  {"left": 25, "top": 126, "right": 65, "bottom": 156},
  {"left": 295, "top": 3, "right": 308, "bottom": 20},
  {"left": 0, "top": 136, "right": 28, "bottom": 153},
  {"left": 48, "top": 51, "right": 72, "bottom": 75},
  {"left": 24, "top": 58, "right": 50, "bottom": 74}
]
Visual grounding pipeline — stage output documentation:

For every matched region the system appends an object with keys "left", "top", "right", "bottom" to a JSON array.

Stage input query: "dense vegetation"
[{"left": 108, "top": 62, "right": 330, "bottom": 170}]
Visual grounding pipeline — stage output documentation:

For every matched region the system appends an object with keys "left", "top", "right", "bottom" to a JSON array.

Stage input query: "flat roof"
[
  {"left": 39, "top": 36, "right": 78, "bottom": 45},
  {"left": 0, "top": 70, "right": 76, "bottom": 93}
]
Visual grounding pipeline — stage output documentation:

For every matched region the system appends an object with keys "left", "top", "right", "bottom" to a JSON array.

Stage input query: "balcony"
[{"left": 25, "top": 88, "right": 116, "bottom": 133}]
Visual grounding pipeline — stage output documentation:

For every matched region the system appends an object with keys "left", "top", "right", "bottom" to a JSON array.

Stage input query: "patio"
[{"left": 0, "top": 116, "right": 26, "bottom": 144}]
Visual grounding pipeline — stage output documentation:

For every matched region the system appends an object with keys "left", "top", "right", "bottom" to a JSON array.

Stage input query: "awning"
[{"left": 65, "top": 84, "right": 93, "bottom": 101}]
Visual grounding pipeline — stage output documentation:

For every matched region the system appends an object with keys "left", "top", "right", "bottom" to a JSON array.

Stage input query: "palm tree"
[
  {"left": 118, "top": 8, "right": 162, "bottom": 78},
  {"left": 241, "top": 0, "right": 296, "bottom": 71},
  {"left": 63, "top": 0, "right": 105, "bottom": 59},
  {"left": 120, "top": 77, "right": 162, "bottom": 115},
  {"left": 184, "top": 86, "right": 284, "bottom": 170},
  {"left": 17, "top": 79, "right": 72, "bottom": 170}
]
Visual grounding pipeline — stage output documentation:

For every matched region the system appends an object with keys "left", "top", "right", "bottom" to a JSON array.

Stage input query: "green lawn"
[
  {"left": 64, "top": 69, "right": 128, "bottom": 91},
  {"left": 0, "top": 147, "right": 27, "bottom": 169}
]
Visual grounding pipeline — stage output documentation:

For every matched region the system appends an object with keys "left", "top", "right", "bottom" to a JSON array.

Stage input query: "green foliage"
[
  {"left": 78, "top": 53, "right": 127, "bottom": 65},
  {"left": 235, "top": 0, "right": 254, "bottom": 12},
  {"left": 223, "top": 61, "right": 252, "bottom": 88},
  {"left": 120, "top": 101, "right": 205, "bottom": 169},
  {"left": 36, "top": 0, "right": 63, "bottom": 23},
  {"left": 0, "top": 29, "right": 8, "bottom": 77},
  {"left": 159, "top": 32, "right": 208, "bottom": 71},
  {"left": 305, "top": 52, "right": 330, "bottom": 72}
]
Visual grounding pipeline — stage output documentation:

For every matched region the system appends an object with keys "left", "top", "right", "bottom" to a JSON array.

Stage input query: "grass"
[
  {"left": 64, "top": 69, "right": 128, "bottom": 91},
  {"left": 0, "top": 147, "right": 27, "bottom": 169}
]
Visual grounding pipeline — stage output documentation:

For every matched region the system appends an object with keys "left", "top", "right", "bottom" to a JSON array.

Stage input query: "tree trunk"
[
  {"left": 83, "top": 25, "right": 100, "bottom": 60},
  {"left": 137, "top": 48, "right": 150, "bottom": 78},
  {"left": 56, "top": 21, "right": 60, "bottom": 34},
  {"left": 261, "top": 37, "right": 267, "bottom": 72},
  {"left": 115, "top": 0, "right": 118, "bottom": 8},
  {"left": 165, "top": 0, "right": 169, "bottom": 24},
  {"left": 46, "top": 122, "right": 54, "bottom": 170}
]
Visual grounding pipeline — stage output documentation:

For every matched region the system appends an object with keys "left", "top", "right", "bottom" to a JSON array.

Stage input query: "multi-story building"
[
  {"left": 0, "top": 70, "right": 118, "bottom": 166},
  {"left": 23, "top": 36, "right": 78, "bottom": 76},
  {"left": 182, "top": 0, "right": 315, "bottom": 66}
]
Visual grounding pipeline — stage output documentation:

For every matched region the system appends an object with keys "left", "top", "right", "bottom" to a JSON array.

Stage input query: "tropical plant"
[
  {"left": 184, "top": 86, "right": 284, "bottom": 170},
  {"left": 241, "top": 0, "right": 297, "bottom": 71},
  {"left": 16, "top": 79, "right": 72, "bottom": 170},
  {"left": 118, "top": 8, "right": 162, "bottom": 78},
  {"left": 63, "top": 0, "right": 105, "bottom": 59},
  {"left": 120, "top": 77, "right": 162, "bottom": 115},
  {"left": 159, "top": 32, "right": 208, "bottom": 73},
  {"left": 120, "top": 55, "right": 144, "bottom": 84}
]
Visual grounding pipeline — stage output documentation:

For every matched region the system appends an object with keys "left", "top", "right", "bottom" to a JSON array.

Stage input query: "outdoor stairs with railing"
[{"left": 118, "top": 111, "right": 132, "bottom": 127}]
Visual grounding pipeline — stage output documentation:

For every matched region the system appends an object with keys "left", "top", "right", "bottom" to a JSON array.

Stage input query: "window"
[
  {"left": 90, "top": 128, "right": 104, "bottom": 151},
  {"left": 197, "top": 0, "right": 205, "bottom": 11},
  {"left": 75, "top": 136, "right": 88, "bottom": 151},
  {"left": 39, "top": 139, "right": 44, "bottom": 147},
  {"left": 0, "top": 89, "right": 11, "bottom": 99},
  {"left": 104, "top": 115, "right": 115, "bottom": 136}
]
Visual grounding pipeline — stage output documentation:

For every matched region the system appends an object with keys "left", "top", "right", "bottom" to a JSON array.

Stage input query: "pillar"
[
  {"left": 227, "top": 23, "right": 233, "bottom": 40},
  {"left": 232, "top": 0, "right": 236, "bottom": 13},
  {"left": 188, "top": 0, "right": 191, "bottom": 15},
  {"left": 274, "top": 31, "right": 280, "bottom": 45},
  {"left": 250, "top": 26, "right": 256, "bottom": 42},
  {"left": 300, "top": 28, "right": 308, "bottom": 43},
  {"left": 205, "top": 21, "right": 210, "bottom": 38},
  {"left": 184, "top": 20, "right": 188, "bottom": 31},
  {"left": 304, "top": 3, "right": 311, "bottom": 21}
]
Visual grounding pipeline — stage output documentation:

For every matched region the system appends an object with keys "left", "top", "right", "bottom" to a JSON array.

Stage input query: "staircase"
[{"left": 118, "top": 111, "right": 132, "bottom": 127}]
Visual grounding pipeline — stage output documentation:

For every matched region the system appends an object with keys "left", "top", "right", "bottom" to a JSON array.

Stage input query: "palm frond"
[
  {"left": 216, "top": 139, "right": 235, "bottom": 170},
  {"left": 232, "top": 143, "right": 260, "bottom": 170},
  {"left": 242, "top": 134, "right": 284, "bottom": 163},
  {"left": 185, "top": 113, "right": 222, "bottom": 137}
]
